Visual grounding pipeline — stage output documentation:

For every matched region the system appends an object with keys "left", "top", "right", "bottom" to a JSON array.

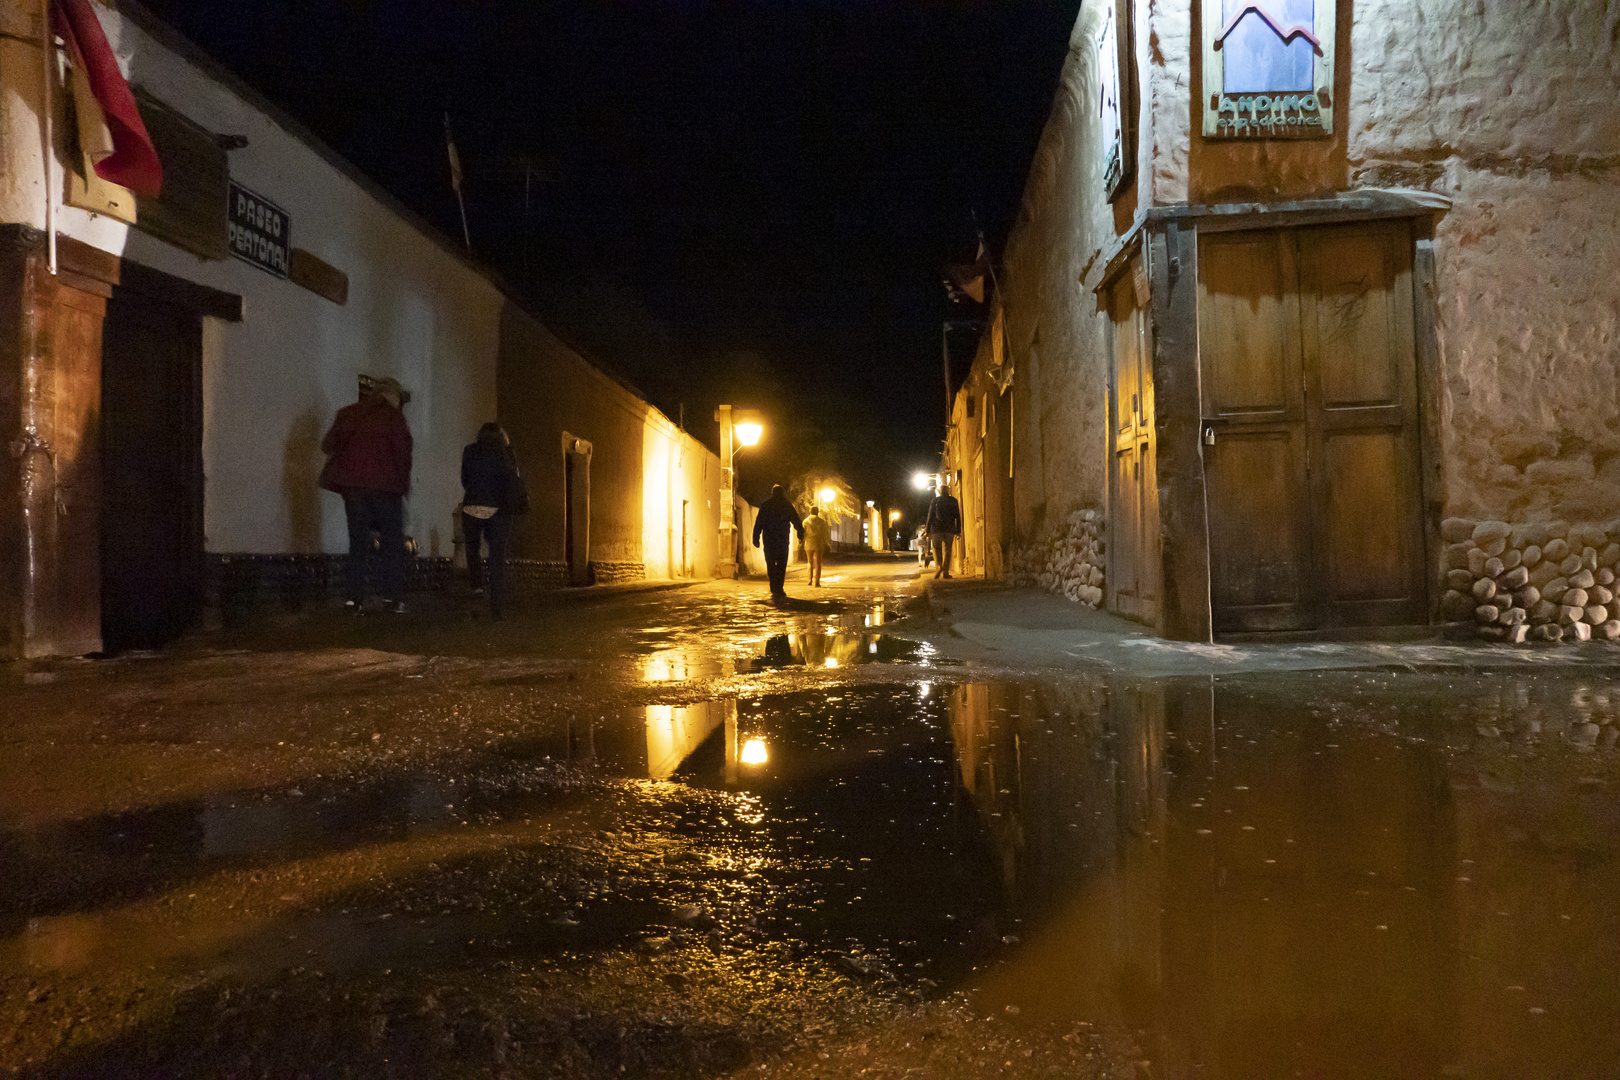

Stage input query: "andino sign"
[
  {"left": 228, "top": 181, "right": 290, "bottom": 278},
  {"left": 1201, "top": 1, "right": 1335, "bottom": 139}
]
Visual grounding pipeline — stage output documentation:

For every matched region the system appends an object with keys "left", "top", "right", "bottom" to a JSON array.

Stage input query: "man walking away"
[
  {"left": 461, "top": 422, "right": 525, "bottom": 621},
  {"left": 926, "top": 482, "right": 962, "bottom": 580},
  {"left": 752, "top": 484, "right": 805, "bottom": 603},
  {"left": 804, "top": 505, "right": 831, "bottom": 587},
  {"left": 320, "top": 375, "right": 413, "bottom": 613}
]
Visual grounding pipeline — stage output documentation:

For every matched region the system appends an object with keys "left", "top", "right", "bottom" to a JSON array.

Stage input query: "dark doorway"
[{"left": 100, "top": 295, "right": 204, "bottom": 651}]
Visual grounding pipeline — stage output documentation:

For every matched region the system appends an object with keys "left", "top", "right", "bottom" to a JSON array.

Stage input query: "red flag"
[{"left": 52, "top": 0, "right": 162, "bottom": 198}]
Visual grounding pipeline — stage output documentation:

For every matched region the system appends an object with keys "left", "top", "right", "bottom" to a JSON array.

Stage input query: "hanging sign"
[
  {"left": 1201, "top": 1, "right": 1335, "bottom": 139},
  {"left": 1097, "top": 0, "right": 1133, "bottom": 200},
  {"left": 227, "top": 181, "right": 290, "bottom": 278}
]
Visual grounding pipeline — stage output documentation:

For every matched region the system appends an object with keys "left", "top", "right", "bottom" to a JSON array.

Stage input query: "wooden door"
[
  {"left": 1108, "top": 263, "right": 1159, "bottom": 624},
  {"left": 45, "top": 285, "right": 106, "bottom": 656},
  {"left": 1298, "top": 223, "right": 1427, "bottom": 627},
  {"left": 101, "top": 295, "right": 203, "bottom": 651},
  {"left": 1199, "top": 221, "right": 1425, "bottom": 633}
]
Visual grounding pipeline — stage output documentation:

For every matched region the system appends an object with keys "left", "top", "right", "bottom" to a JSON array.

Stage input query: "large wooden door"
[
  {"left": 100, "top": 295, "right": 204, "bottom": 651},
  {"left": 1199, "top": 221, "right": 1426, "bottom": 633},
  {"left": 1108, "top": 262, "right": 1159, "bottom": 625}
]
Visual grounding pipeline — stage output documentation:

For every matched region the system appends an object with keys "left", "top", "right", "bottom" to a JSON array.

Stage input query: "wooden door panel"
[
  {"left": 1113, "top": 446, "right": 1140, "bottom": 612},
  {"left": 1199, "top": 232, "right": 1297, "bottom": 418},
  {"left": 1207, "top": 432, "right": 1309, "bottom": 626},
  {"left": 1300, "top": 225, "right": 1409, "bottom": 411},
  {"left": 1320, "top": 430, "right": 1414, "bottom": 603}
]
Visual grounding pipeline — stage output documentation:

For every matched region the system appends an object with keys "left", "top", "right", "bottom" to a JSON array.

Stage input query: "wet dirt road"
[{"left": 3, "top": 558, "right": 1619, "bottom": 1078}]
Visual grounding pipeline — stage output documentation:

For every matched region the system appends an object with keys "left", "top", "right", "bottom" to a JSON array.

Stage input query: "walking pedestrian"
[
  {"left": 752, "top": 484, "right": 805, "bottom": 603},
  {"left": 319, "top": 375, "right": 413, "bottom": 613},
  {"left": 460, "top": 422, "right": 527, "bottom": 620},
  {"left": 925, "top": 482, "right": 962, "bottom": 580},
  {"left": 803, "top": 505, "right": 831, "bottom": 586}
]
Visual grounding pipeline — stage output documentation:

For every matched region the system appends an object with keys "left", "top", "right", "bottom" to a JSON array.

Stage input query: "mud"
[{"left": 2, "top": 564, "right": 1618, "bottom": 1077}]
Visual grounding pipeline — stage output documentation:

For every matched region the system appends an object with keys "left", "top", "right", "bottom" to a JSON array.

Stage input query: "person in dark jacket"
[
  {"left": 320, "top": 375, "right": 412, "bottom": 612},
  {"left": 460, "top": 422, "right": 524, "bottom": 620},
  {"left": 752, "top": 484, "right": 805, "bottom": 602},
  {"left": 925, "top": 483, "right": 963, "bottom": 580}
]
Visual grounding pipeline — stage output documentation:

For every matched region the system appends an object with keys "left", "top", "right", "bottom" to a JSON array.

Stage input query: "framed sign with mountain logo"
[{"left": 1200, "top": 1, "right": 1335, "bottom": 139}]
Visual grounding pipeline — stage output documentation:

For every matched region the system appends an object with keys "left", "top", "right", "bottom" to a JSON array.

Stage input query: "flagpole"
[{"left": 445, "top": 112, "right": 471, "bottom": 251}]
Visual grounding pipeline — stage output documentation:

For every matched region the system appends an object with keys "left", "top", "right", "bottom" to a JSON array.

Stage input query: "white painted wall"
[{"left": 39, "top": 2, "right": 502, "bottom": 557}]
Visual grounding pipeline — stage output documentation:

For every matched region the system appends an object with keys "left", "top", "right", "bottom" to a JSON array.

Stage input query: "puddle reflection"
[
  {"left": 749, "top": 631, "right": 940, "bottom": 671},
  {"left": 946, "top": 674, "right": 1620, "bottom": 1078}
]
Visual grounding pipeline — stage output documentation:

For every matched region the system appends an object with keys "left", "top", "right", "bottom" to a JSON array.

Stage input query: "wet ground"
[{"left": 3, "top": 558, "right": 1619, "bottom": 1077}]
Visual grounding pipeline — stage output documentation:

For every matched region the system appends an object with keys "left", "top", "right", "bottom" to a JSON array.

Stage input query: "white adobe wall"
[
  {"left": 50, "top": 4, "right": 502, "bottom": 558},
  {"left": 1347, "top": 0, "right": 1620, "bottom": 524}
]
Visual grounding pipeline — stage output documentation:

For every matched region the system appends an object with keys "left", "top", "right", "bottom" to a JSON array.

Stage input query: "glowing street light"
[
  {"left": 912, "top": 471, "right": 939, "bottom": 491},
  {"left": 740, "top": 738, "right": 769, "bottom": 765},
  {"left": 889, "top": 510, "right": 901, "bottom": 522},
  {"left": 818, "top": 486, "right": 836, "bottom": 504},
  {"left": 716, "top": 405, "right": 766, "bottom": 580}
]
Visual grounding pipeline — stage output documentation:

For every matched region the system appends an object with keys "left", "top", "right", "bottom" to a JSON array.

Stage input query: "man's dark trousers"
[
  {"left": 763, "top": 535, "right": 790, "bottom": 596},
  {"left": 343, "top": 488, "right": 405, "bottom": 604}
]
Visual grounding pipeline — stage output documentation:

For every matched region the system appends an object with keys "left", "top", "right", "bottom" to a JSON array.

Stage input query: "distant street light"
[
  {"left": 716, "top": 405, "right": 766, "bottom": 580},
  {"left": 912, "top": 471, "right": 940, "bottom": 492},
  {"left": 888, "top": 510, "right": 901, "bottom": 522}
]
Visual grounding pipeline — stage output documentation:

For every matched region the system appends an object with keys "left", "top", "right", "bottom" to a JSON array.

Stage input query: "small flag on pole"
[{"left": 445, "top": 112, "right": 471, "bottom": 250}]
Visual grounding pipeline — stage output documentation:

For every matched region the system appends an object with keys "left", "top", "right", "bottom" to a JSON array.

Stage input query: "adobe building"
[
  {"left": 947, "top": 0, "right": 1620, "bottom": 642},
  {"left": 0, "top": 0, "right": 722, "bottom": 659}
]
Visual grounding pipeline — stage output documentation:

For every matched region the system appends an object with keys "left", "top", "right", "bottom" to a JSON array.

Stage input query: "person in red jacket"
[{"left": 319, "top": 375, "right": 413, "bottom": 612}]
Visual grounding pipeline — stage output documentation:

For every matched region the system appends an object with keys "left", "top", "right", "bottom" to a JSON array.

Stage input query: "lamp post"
[{"left": 715, "top": 405, "right": 763, "bottom": 580}]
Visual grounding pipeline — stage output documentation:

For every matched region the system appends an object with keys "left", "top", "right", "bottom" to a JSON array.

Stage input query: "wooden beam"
[
  {"left": 1412, "top": 235, "right": 1447, "bottom": 624},
  {"left": 1148, "top": 221, "right": 1213, "bottom": 642},
  {"left": 289, "top": 247, "right": 348, "bottom": 305}
]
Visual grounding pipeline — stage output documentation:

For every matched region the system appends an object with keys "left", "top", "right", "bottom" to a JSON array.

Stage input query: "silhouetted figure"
[
  {"left": 926, "top": 483, "right": 962, "bottom": 580},
  {"left": 461, "top": 422, "right": 525, "bottom": 620},
  {"left": 752, "top": 484, "right": 805, "bottom": 602},
  {"left": 804, "top": 505, "right": 831, "bottom": 586},
  {"left": 320, "top": 375, "right": 412, "bottom": 612}
]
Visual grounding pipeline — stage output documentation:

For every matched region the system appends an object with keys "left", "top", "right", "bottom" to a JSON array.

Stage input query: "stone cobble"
[{"left": 1439, "top": 518, "right": 1620, "bottom": 644}]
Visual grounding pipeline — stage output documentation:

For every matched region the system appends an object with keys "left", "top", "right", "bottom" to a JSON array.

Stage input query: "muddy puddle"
[{"left": 4, "top": 669, "right": 1620, "bottom": 1077}]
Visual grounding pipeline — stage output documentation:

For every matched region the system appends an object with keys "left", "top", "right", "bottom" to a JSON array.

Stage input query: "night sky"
[{"left": 138, "top": 0, "right": 1079, "bottom": 504}]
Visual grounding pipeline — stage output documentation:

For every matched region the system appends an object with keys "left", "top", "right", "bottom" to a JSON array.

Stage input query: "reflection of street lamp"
[
  {"left": 716, "top": 405, "right": 765, "bottom": 580},
  {"left": 740, "top": 738, "right": 768, "bottom": 765}
]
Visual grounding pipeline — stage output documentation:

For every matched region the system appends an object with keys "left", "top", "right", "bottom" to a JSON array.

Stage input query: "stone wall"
[
  {"left": 1437, "top": 519, "right": 1620, "bottom": 644},
  {"left": 1008, "top": 508, "right": 1106, "bottom": 607}
]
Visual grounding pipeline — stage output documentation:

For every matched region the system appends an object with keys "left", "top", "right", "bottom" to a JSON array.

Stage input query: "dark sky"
[{"left": 139, "top": 0, "right": 1078, "bottom": 503}]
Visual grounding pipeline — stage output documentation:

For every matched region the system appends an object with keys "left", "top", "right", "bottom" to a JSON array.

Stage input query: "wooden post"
[{"left": 1148, "top": 219, "right": 1213, "bottom": 642}]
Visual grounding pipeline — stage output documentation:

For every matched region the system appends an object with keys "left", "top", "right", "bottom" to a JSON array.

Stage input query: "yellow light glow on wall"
[{"left": 740, "top": 738, "right": 768, "bottom": 765}]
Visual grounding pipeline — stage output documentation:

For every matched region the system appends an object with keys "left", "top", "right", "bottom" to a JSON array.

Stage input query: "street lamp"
[
  {"left": 818, "top": 486, "right": 836, "bottom": 505},
  {"left": 912, "top": 471, "right": 940, "bottom": 492},
  {"left": 715, "top": 405, "right": 765, "bottom": 580}
]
